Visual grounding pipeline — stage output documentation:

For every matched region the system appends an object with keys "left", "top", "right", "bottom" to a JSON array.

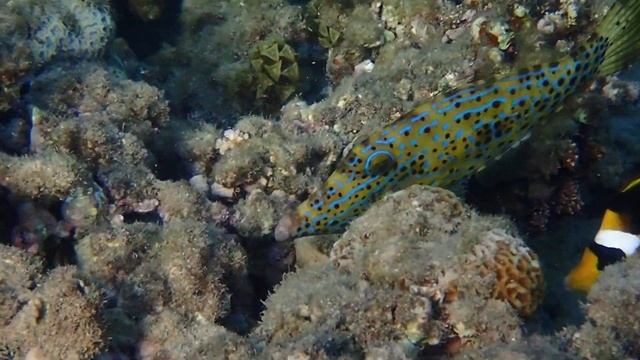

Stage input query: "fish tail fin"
[{"left": 596, "top": 0, "right": 640, "bottom": 76}]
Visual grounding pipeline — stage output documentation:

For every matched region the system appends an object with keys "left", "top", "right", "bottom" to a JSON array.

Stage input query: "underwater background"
[{"left": 1, "top": 0, "right": 639, "bottom": 358}]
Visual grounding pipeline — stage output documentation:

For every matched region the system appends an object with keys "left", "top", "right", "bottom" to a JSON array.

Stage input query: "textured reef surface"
[{"left": 1, "top": 0, "right": 640, "bottom": 359}]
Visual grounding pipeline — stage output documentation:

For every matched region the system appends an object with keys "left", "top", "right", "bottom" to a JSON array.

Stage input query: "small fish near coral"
[
  {"left": 566, "top": 177, "right": 640, "bottom": 293},
  {"left": 275, "top": 0, "right": 640, "bottom": 242}
]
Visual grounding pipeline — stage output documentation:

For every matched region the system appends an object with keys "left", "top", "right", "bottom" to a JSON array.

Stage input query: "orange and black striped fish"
[
  {"left": 566, "top": 177, "right": 640, "bottom": 293},
  {"left": 276, "top": 0, "right": 640, "bottom": 241}
]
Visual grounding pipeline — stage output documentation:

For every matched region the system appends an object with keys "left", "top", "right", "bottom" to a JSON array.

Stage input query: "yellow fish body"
[{"left": 276, "top": 0, "right": 640, "bottom": 241}]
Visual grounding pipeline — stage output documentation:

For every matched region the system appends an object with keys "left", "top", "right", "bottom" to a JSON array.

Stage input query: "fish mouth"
[{"left": 274, "top": 213, "right": 301, "bottom": 242}]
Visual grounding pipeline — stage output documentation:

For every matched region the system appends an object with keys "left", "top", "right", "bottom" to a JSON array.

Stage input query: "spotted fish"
[{"left": 275, "top": 0, "right": 640, "bottom": 241}]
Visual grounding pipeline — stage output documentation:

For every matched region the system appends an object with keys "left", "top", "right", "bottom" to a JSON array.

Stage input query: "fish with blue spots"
[{"left": 275, "top": 0, "right": 640, "bottom": 241}]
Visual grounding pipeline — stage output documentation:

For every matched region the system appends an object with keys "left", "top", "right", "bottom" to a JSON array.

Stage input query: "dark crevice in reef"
[
  {"left": 147, "top": 138, "right": 194, "bottom": 181},
  {"left": 294, "top": 41, "right": 330, "bottom": 106},
  {"left": 0, "top": 186, "right": 17, "bottom": 246},
  {"left": 286, "top": 0, "right": 311, "bottom": 5},
  {"left": 44, "top": 199, "right": 78, "bottom": 269},
  {"left": 236, "top": 236, "right": 293, "bottom": 332},
  {"left": 111, "top": 0, "right": 183, "bottom": 58},
  {"left": 122, "top": 210, "right": 163, "bottom": 225}
]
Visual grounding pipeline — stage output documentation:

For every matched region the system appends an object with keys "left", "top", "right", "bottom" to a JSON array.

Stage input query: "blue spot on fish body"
[
  {"left": 375, "top": 137, "right": 396, "bottom": 145},
  {"left": 410, "top": 111, "right": 429, "bottom": 122},
  {"left": 400, "top": 125, "right": 413, "bottom": 134}
]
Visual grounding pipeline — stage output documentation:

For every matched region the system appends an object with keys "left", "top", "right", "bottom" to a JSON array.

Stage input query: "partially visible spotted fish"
[{"left": 276, "top": 0, "right": 640, "bottom": 241}]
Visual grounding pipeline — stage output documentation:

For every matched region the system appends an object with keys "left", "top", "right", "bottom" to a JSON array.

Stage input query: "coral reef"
[
  {"left": 254, "top": 186, "right": 544, "bottom": 357},
  {"left": 1, "top": 0, "right": 639, "bottom": 358},
  {"left": 0, "top": 247, "right": 104, "bottom": 359},
  {"left": 149, "top": 0, "right": 306, "bottom": 117}
]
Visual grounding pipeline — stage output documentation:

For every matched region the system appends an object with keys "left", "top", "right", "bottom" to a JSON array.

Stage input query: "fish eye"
[{"left": 364, "top": 150, "right": 397, "bottom": 177}]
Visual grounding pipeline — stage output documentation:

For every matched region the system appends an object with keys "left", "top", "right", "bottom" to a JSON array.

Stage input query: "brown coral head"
[
  {"left": 491, "top": 240, "right": 544, "bottom": 317},
  {"left": 467, "top": 231, "right": 545, "bottom": 317}
]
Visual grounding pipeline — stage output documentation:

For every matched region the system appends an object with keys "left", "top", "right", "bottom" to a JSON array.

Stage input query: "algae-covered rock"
[
  {"left": 456, "top": 334, "right": 573, "bottom": 360},
  {"left": 0, "top": 245, "right": 43, "bottom": 327},
  {"left": 1, "top": 266, "right": 105, "bottom": 360},
  {"left": 31, "top": 62, "right": 169, "bottom": 145},
  {"left": 139, "top": 309, "right": 255, "bottom": 359},
  {"left": 568, "top": 255, "right": 640, "bottom": 360},
  {"left": 211, "top": 115, "right": 341, "bottom": 195},
  {"left": 149, "top": 0, "right": 305, "bottom": 116},
  {"left": 0, "top": 151, "right": 88, "bottom": 200},
  {"left": 232, "top": 189, "right": 289, "bottom": 238},
  {"left": 255, "top": 185, "right": 545, "bottom": 358},
  {"left": 128, "top": 0, "right": 164, "bottom": 21}
]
